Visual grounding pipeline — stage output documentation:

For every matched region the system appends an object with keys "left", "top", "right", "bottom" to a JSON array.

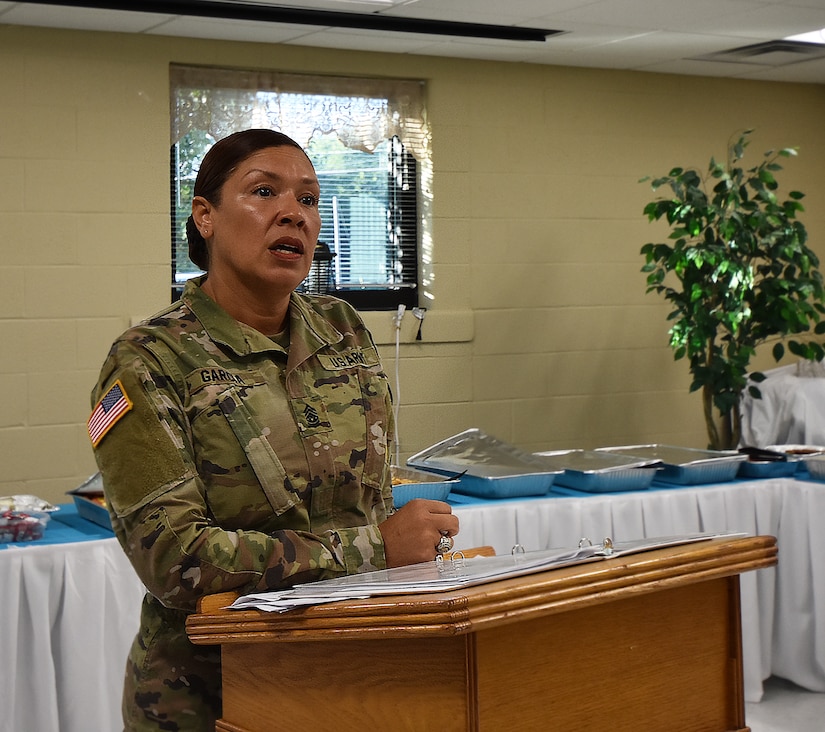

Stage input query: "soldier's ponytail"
[{"left": 186, "top": 215, "right": 208, "bottom": 271}]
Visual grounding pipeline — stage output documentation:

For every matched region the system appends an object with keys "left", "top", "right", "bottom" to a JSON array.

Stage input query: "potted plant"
[{"left": 640, "top": 129, "right": 825, "bottom": 450}]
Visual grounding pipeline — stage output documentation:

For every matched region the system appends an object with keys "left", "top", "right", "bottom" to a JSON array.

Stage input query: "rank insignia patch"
[{"left": 88, "top": 380, "right": 132, "bottom": 447}]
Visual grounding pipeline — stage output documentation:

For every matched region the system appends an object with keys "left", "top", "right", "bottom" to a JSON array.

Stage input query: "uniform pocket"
[{"left": 217, "top": 385, "right": 299, "bottom": 516}]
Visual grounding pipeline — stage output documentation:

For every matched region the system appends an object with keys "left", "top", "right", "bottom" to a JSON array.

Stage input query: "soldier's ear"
[{"left": 192, "top": 196, "right": 213, "bottom": 234}]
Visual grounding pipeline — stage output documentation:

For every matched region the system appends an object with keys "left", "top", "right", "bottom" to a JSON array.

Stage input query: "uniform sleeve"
[{"left": 90, "top": 341, "right": 387, "bottom": 613}]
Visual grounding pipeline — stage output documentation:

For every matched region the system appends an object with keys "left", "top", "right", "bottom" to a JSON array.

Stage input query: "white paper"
[{"left": 228, "top": 532, "right": 744, "bottom": 613}]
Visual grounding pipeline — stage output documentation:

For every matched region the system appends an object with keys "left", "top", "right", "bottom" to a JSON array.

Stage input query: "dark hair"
[{"left": 185, "top": 129, "right": 307, "bottom": 271}]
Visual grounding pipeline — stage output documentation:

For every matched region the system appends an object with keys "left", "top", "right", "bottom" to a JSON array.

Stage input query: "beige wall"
[{"left": 2, "top": 24, "right": 824, "bottom": 505}]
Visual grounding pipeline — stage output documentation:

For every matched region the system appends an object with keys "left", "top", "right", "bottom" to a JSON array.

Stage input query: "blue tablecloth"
[
  {"left": 446, "top": 469, "right": 821, "bottom": 505},
  {"left": 0, "top": 501, "right": 113, "bottom": 549}
]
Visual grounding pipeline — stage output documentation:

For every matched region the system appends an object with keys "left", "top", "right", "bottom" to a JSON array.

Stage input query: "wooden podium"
[{"left": 187, "top": 535, "right": 777, "bottom": 732}]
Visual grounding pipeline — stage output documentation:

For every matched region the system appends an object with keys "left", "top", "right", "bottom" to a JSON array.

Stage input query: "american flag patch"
[{"left": 88, "top": 380, "right": 132, "bottom": 447}]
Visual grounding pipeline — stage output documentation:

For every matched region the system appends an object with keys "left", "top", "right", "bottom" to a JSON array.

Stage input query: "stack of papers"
[{"left": 229, "top": 532, "right": 743, "bottom": 613}]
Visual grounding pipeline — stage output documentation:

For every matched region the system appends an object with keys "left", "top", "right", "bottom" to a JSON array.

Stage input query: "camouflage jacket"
[{"left": 90, "top": 277, "right": 395, "bottom": 613}]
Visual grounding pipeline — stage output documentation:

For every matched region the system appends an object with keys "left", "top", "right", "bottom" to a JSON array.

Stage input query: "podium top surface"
[{"left": 186, "top": 534, "right": 776, "bottom": 645}]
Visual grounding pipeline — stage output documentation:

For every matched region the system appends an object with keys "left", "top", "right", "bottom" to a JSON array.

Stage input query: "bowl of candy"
[{"left": 0, "top": 495, "right": 59, "bottom": 543}]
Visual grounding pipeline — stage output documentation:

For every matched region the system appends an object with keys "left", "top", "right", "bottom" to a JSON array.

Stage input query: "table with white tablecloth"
[
  {"left": 451, "top": 475, "right": 825, "bottom": 703},
  {"left": 0, "top": 503, "right": 145, "bottom": 732},
  {"left": 740, "top": 361, "right": 825, "bottom": 447},
  {"left": 3, "top": 477, "right": 823, "bottom": 729}
]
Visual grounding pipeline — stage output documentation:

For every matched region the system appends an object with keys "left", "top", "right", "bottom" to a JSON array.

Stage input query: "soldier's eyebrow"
[{"left": 242, "top": 168, "right": 319, "bottom": 188}]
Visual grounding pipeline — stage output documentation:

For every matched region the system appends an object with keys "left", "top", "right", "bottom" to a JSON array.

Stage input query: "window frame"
[{"left": 169, "top": 64, "right": 430, "bottom": 311}]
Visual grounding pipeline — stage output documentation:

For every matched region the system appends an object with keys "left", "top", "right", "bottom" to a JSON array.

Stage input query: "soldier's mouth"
[{"left": 269, "top": 239, "right": 304, "bottom": 256}]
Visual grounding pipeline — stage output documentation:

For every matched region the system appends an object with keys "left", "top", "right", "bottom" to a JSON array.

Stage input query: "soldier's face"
[{"left": 197, "top": 146, "right": 322, "bottom": 297}]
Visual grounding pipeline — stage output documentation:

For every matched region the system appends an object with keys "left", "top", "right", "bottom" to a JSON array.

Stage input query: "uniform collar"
[
  {"left": 182, "top": 276, "right": 343, "bottom": 361},
  {"left": 286, "top": 292, "right": 345, "bottom": 368}
]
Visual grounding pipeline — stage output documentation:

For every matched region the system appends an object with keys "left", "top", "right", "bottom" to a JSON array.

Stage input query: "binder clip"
[{"left": 436, "top": 550, "right": 466, "bottom": 574}]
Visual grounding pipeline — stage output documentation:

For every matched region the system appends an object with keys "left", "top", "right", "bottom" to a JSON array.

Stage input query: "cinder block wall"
[{"left": 2, "top": 24, "right": 824, "bottom": 505}]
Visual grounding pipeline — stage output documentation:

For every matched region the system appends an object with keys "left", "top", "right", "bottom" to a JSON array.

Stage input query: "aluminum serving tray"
[
  {"left": 737, "top": 459, "right": 800, "bottom": 479},
  {"left": 68, "top": 472, "right": 112, "bottom": 530},
  {"left": 803, "top": 454, "right": 825, "bottom": 482},
  {"left": 737, "top": 446, "right": 802, "bottom": 478},
  {"left": 391, "top": 465, "right": 453, "bottom": 507},
  {"left": 755, "top": 445, "right": 825, "bottom": 478},
  {"left": 534, "top": 449, "right": 660, "bottom": 493},
  {"left": 596, "top": 444, "right": 746, "bottom": 485},
  {"left": 407, "top": 429, "right": 561, "bottom": 499}
]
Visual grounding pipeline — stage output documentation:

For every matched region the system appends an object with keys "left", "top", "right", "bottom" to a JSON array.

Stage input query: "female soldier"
[{"left": 89, "top": 129, "right": 459, "bottom": 731}]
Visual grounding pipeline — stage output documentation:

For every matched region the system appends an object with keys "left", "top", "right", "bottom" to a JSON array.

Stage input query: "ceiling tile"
[
  {"left": 145, "top": 16, "right": 319, "bottom": 45},
  {"left": 0, "top": 4, "right": 173, "bottom": 32},
  {"left": 2, "top": 0, "right": 823, "bottom": 83}
]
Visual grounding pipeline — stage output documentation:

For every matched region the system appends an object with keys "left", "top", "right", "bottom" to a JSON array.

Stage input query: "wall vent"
[{"left": 691, "top": 40, "right": 825, "bottom": 67}]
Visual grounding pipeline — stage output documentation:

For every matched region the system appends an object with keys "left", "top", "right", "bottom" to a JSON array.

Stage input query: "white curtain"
[{"left": 170, "top": 64, "right": 430, "bottom": 161}]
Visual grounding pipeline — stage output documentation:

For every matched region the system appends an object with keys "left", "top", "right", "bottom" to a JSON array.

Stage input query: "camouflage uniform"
[{"left": 90, "top": 277, "right": 395, "bottom": 731}]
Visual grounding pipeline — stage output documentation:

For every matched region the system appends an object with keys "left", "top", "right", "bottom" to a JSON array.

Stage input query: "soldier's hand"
[{"left": 378, "top": 499, "right": 459, "bottom": 567}]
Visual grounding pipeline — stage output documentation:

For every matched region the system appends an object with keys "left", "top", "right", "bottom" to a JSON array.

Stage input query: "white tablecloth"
[
  {"left": 452, "top": 476, "right": 825, "bottom": 703},
  {"left": 740, "top": 362, "right": 825, "bottom": 447},
  {"left": 4, "top": 478, "right": 823, "bottom": 728},
  {"left": 0, "top": 537, "right": 145, "bottom": 732}
]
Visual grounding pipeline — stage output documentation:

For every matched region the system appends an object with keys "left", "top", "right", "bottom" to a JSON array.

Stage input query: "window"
[{"left": 170, "top": 64, "right": 430, "bottom": 310}]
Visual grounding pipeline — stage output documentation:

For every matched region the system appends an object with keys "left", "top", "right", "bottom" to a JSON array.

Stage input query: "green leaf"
[
  {"left": 758, "top": 169, "right": 776, "bottom": 186},
  {"left": 772, "top": 342, "right": 785, "bottom": 361},
  {"left": 788, "top": 340, "right": 806, "bottom": 357}
]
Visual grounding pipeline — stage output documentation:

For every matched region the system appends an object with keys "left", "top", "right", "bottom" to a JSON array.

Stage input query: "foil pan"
[
  {"left": 391, "top": 466, "right": 453, "bottom": 507},
  {"left": 407, "top": 429, "right": 560, "bottom": 499},
  {"left": 67, "top": 472, "right": 113, "bottom": 530},
  {"left": 803, "top": 455, "right": 825, "bottom": 481},
  {"left": 737, "top": 445, "right": 799, "bottom": 478},
  {"left": 596, "top": 444, "right": 746, "bottom": 485},
  {"left": 535, "top": 449, "right": 660, "bottom": 493},
  {"left": 737, "top": 460, "right": 799, "bottom": 479}
]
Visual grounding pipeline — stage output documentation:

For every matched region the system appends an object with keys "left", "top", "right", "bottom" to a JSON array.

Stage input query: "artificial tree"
[{"left": 641, "top": 130, "right": 825, "bottom": 450}]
